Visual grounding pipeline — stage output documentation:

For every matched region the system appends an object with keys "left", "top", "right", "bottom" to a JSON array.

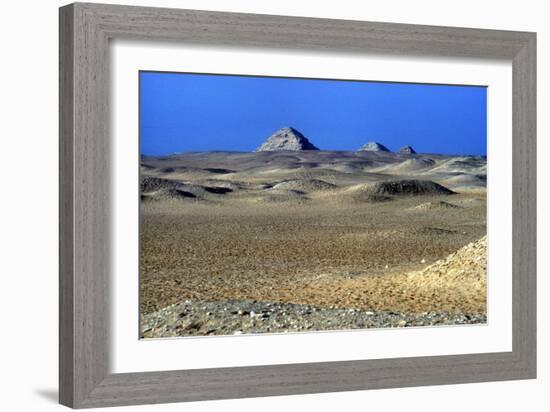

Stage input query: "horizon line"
[{"left": 141, "top": 149, "right": 487, "bottom": 157}]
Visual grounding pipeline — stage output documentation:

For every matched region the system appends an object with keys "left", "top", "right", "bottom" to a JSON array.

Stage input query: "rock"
[
  {"left": 255, "top": 127, "right": 319, "bottom": 152},
  {"left": 398, "top": 145, "right": 417, "bottom": 154},
  {"left": 140, "top": 176, "right": 181, "bottom": 193},
  {"left": 358, "top": 142, "right": 391, "bottom": 152}
]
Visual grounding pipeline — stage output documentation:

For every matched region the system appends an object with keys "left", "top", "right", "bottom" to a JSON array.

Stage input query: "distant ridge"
[
  {"left": 398, "top": 145, "right": 417, "bottom": 154},
  {"left": 255, "top": 127, "right": 319, "bottom": 152},
  {"left": 358, "top": 142, "right": 391, "bottom": 152}
]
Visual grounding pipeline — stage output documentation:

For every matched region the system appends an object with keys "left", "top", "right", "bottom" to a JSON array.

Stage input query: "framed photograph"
[{"left": 59, "top": 2, "right": 536, "bottom": 408}]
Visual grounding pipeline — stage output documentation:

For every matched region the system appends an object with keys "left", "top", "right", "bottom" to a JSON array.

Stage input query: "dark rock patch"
[
  {"left": 203, "top": 167, "right": 234, "bottom": 174},
  {"left": 203, "top": 186, "right": 233, "bottom": 194},
  {"left": 367, "top": 180, "right": 455, "bottom": 196},
  {"left": 140, "top": 176, "right": 181, "bottom": 193}
]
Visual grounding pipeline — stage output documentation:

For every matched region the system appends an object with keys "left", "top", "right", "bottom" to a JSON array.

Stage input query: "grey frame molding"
[{"left": 59, "top": 2, "right": 536, "bottom": 408}]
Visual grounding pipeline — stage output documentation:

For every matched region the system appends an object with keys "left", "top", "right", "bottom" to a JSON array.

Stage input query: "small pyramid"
[
  {"left": 398, "top": 145, "right": 416, "bottom": 154},
  {"left": 255, "top": 127, "right": 319, "bottom": 152},
  {"left": 358, "top": 142, "right": 390, "bottom": 152}
]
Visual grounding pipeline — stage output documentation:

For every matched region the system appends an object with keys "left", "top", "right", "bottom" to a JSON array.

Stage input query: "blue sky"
[{"left": 140, "top": 71, "right": 487, "bottom": 156}]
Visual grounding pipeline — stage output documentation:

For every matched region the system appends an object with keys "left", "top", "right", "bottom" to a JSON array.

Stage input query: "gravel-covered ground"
[{"left": 141, "top": 299, "right": 486, "bottom": 338}]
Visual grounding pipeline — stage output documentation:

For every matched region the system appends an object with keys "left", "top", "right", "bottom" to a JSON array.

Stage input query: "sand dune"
[
  {"left": 440, "top": 173, "right": 487, "bottom": 190},
  {"left": 272, "top": 178, "right": 336, "bottom": 192},
  {"left": 374, "top": 157, "right": 436, "bottom": 173}
]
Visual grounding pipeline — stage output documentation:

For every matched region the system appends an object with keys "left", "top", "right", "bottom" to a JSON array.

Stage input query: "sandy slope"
[{"left": 284, "top": 236, "right": 487, "bottom": 314}]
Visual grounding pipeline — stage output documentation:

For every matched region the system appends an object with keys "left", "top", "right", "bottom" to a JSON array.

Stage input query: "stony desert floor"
[{"left": 139, "top": 151, "right": 487, "bottom": 337}]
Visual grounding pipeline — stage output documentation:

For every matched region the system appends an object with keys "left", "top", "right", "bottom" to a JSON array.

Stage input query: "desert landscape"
[{"left": 140, "top": 127, "right": 487, "bottom": 338}]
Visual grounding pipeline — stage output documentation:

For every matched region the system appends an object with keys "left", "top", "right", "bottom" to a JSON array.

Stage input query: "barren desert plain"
[{"left": 139, "top": 131, "right": 487, "bottom": 338}]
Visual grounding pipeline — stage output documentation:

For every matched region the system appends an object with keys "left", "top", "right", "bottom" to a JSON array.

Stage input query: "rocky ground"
[{"left": 141, "top": 299, "right": 486, "bottom": 338}]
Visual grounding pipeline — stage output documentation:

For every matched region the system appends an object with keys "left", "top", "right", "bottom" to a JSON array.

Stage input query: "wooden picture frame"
[{"left": 59, "top": 2, "right": 536, "bottom": 408}]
